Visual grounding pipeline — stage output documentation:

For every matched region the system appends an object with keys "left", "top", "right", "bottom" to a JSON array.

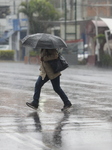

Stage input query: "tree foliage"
[{"left": 19, "top": 0, "right": 60, "bottom": 33}]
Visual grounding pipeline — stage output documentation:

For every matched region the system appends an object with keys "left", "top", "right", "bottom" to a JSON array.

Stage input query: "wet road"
[{"left": 0, "top": 62, "right": 112, "bottom": 150}]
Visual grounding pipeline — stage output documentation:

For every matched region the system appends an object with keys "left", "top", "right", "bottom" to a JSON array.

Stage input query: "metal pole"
[
  {"left": 74, "top": 0, "right": 77, "bottom": 39},
  {"left": 13, "top": 0, "right": 16, "bottom": 15},
  {"left": 25, "top": 0, "right": 30, "bottom": 62},
  {"left": 26, "top": 0, "right": 29, "bottom": 35},
  {"left": 60, "top": 0, "right": 62, "bottom": 12},
  {"left": 64, "top": 0, "right": 67, "bottom": 41},
  {"left": 95, "top": 16, "right": 100, "bottom": 61}
]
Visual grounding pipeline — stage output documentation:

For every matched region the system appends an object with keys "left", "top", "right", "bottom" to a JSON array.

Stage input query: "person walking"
[{"left": 26, "top": 49, "right": 72, "bottom": 111}]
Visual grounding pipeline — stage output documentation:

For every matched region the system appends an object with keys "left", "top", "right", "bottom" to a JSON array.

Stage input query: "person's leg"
[
  {"left": 26, "top": 75, "right": 49, "bottom": 109},
  {"left": 33, "top": 75, "right": 49, "bottom": 104},
  {"left": 51, "top": 76, "right": 72, "bottom": 107}
]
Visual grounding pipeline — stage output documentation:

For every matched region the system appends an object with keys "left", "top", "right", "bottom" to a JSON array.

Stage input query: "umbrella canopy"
[{"left": 21, "top": 33, "right": 67, "bottom": 49}]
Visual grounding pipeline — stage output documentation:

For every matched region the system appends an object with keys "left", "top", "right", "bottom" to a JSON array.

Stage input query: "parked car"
[
  {"left": 0, "top": 45, "right": 10, "bottom": 50},
  {"left": 78, "top": 49, "right": 88, "bottom": 61},
  {"left": 78, "top": 44, "right": 88, "bottom": 61}
]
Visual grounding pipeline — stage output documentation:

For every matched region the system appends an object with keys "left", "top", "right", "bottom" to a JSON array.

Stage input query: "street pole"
[
  {"left": 74, "top": 0, "right": 77, "bottom": 40},
  {"left": 95, "top": 16, "right": 100, "bottom": 62},
  {"left": 25, "top": 0, "right": 30, "bottom": 63},
  {"left": 60, "top": 0, "right": 62, "bottom": 12},
  {"left": 13, "top": 0, "right": 16, "bottom": 15},
  {"left": 64, "top": 0, "right": 67, "bottom": 41},
  {"left": 26, "top": 0, "right": 29, "bottom": 35}
]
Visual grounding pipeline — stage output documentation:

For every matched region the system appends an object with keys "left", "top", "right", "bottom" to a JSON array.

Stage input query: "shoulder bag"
[{"left": 47, "top": 53, "right": 69, "bottom": 73}]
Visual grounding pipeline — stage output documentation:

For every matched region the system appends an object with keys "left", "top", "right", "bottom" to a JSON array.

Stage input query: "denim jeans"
[{"left": 33, "top": 75, "right": 70, "bottom": 106}]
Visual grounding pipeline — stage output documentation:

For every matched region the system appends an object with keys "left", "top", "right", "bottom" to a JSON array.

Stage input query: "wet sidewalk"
[{"left": 0, "top": 62, "right": 112, "bottom": 150}]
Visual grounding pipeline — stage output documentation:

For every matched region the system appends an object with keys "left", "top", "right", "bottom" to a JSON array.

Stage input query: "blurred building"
[
  {"left": 0, "top": 0, "right": 28, "bottom": 61},
  {"left": 84, "top": 0, "right": 112, "bottom": 65},
  {"left": 82, "top": 0, "right": 112, "bottom": 19},
  {"left": 0, "top": 0, "right": 112, "bottom": 64}
]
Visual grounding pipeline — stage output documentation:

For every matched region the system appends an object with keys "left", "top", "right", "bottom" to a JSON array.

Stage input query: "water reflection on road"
[{"left": 0, "top": 62, "right": 112, "bottom": 150}]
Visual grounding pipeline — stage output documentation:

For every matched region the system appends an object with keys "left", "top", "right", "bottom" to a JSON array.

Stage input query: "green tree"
[{"left": 19, "top": 0, "right": 60, "bottom": 34}]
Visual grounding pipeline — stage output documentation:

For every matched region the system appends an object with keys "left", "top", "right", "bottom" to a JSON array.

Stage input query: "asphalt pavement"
[{"left": 0, "top": 62, "right": 112, "bottom": 150}]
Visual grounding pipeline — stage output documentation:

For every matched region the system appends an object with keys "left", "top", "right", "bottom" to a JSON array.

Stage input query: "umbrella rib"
[
  {"left": 50, "top": 38, "right": 56, "bottom": 49},
  {"left": 35, "top": 33, "right": 44, "bottom": 47}
]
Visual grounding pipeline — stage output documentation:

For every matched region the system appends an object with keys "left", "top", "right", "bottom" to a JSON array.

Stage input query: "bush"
[
  {"left": 29, "top": 50, "right": 39, "bottom": 57},
  {"left": 100, "top": 53, "right": 112, "bottom": 67},
  {"left": 0, "top": 50, "right": 14, "bottom": 60}
]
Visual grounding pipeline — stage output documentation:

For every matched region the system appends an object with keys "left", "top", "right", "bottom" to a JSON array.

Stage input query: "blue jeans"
[{"left": 33, "top": 75, "right": 71, "bottom": 106}]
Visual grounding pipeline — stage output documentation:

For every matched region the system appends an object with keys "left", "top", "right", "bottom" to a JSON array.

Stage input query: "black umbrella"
[{"left": 21, "top": 33, "right": 67, "bottom": 49}]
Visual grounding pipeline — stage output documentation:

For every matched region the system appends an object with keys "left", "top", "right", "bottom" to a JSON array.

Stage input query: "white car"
[
  {"left": 0, "top": 45, "right": 10, "bottom": 50},
  {"left": 78, "top": 51, "right": 88, "bottom": 61}
]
